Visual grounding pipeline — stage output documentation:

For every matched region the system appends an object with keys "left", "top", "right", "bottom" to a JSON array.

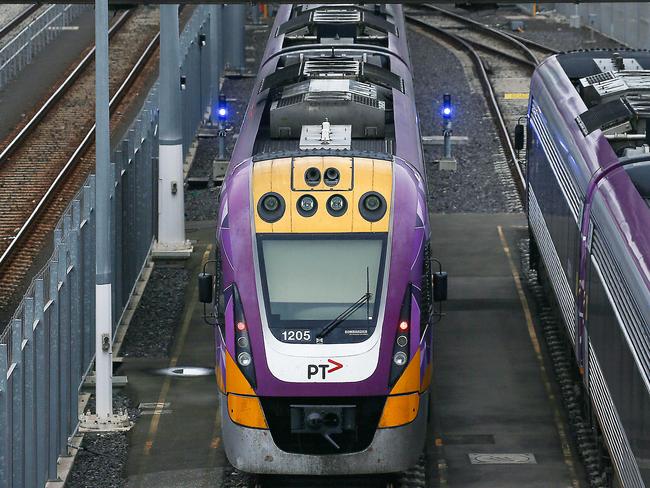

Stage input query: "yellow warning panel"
[{"left": 504, "top": 93, "right": 530, "bottom": 100}]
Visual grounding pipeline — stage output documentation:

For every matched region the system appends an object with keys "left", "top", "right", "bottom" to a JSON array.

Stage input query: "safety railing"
[
  {"left": 0, "top": 5, "right": 219, "bottom": 487},
  {"left": 0, "top": 4, "right": 90, "bottom": 90}
]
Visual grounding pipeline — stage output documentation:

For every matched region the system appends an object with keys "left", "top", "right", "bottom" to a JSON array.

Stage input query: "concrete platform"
[
  {"left": 121, "top": 221, "right": 227, "bottom": 488},
  {"left": 429, "top": 213, "right": 585, "bottom": 487}
]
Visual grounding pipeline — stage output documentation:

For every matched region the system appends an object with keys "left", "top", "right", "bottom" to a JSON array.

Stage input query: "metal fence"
[
  {"left": 518, "top": 2, "right": 650, "bottom": 48},
  {"left": 0, "top": 4, "right": 90, "bottom": 90},
  {"left": 0, "top": 5, "right": 220, "bottom": 487}
]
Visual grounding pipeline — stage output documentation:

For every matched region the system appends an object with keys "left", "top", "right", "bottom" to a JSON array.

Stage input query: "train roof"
[
  {"left": 229, "top": 4, "right": 423, "bottom": 176},
  {"left": 533, "top": 50, "right": 650, "bottom": 206},
  {"left": 530, "top": 50, "right": 650, "bottom": 288}
]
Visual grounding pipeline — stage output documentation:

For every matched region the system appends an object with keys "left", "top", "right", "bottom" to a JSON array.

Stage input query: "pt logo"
[{"left": 307, "top": 359, "right": 343, "bottom": 380}]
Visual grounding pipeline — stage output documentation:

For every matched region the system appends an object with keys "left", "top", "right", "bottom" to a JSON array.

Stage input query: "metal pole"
[
  {"left": 224, "top": 4, "right": 245, "bottom": 72},
  {"left": 210, "top": 4, "right": 223, "bottom": 99},
  {"left": 234, "top": 4, "right": 245, "bottom": 71},
  {"left": 158, "top": 4, "right": 186, "bottom": 248},
  {"left": 250, "top": 3, "right": 260, "bottom": 25},
  {"left": 94, "top": 0, "right": 112, "bottom": 420},
  {"left": 443, "top": 119, "right": 452, "bottom": 160}
]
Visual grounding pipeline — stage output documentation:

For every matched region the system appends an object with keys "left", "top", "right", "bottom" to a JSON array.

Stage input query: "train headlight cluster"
[
  {"left": 305, "top": 167, "right": 321, "bottom": 187},
  {"left": 263, "top": 195, "right": 280, "bottom": 212},
  {"left": 232, "top": 286, "right": 256, "bottom": 387},
  {"left": 393, "top": 351, "right": 407, "bottom": 366},
  {"left": 389, "top": 284, "right": 412, "bottom": 386},
  {"left": 237, "top": 352, "right": 252, "bottom": 367},
  {"left": 359, "top": 191, "right": 387, "bottom": 222},
  {"left": 327, "top": 194, "right": 347, "bottom": 216},
  {"left": 297, "top": 195, "right": 317, "bottom": 217},
  {"left": 324, "top": 167, "right": 340, "bottom": 186},
  {"left": 258, "top": 192, "right": 285, "bottom": 223}
]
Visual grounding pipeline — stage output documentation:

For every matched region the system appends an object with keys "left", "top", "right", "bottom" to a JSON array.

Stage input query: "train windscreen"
[{"left": 257, "top": 234, "right": 387, "bottom": 344}]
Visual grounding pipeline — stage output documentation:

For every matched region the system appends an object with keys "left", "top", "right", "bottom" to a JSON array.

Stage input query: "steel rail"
[
  {"left": 0, "top": 23, "right": 160, "bottom": 273},
  {"left": 0, "top": 9, "right": 133, "bottom": 164},
  {"left": 405, "top": 14, "right": 527, "bottom": 197},
  {"left": 0, "top": 4, "right": 40, "bottom": 41},
  {"left": 506, "top": 30, "right": 559, "bottom": 56},
  {"left": 415, "top": 4, "right": 542, "bottom": 65},
  {"left": 460, "top": 35, "right": 537, "bottom": 69}
]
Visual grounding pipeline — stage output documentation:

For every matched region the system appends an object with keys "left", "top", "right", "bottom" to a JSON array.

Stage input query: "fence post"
[
  {"left": 22, "top": 296, "right": 35, "bottom": 488},
  {"left": 33, "top": 278, "right": 47, "bottom": 488},
  {"left": 10, "top": 318, "right": 24, "bottom": 488},
  {"left": 69, "top": 202, "right": 82, "bottom": 429},
  {"left": 47, "top": 242, "right": 61, "bottom": 480},
  {"left": 58, "top": 234, "right": 71, "bottom": 450}
]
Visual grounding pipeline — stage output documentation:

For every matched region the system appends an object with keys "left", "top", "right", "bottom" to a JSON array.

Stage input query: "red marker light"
[
  {"left": 399, "top": 321, "right": 409, "bottom": 331},
  {"left": 236, "top": 321, "right": 247, "bottom": 332}
]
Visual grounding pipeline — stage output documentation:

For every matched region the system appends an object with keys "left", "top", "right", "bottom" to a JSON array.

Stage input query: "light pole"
[{"left": 436, "top": 93, "right": 458, "bottom": 171}]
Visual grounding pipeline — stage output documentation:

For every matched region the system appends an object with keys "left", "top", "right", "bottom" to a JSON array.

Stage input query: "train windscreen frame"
[{"left": 257, "top": 233, "right": 388, "bottom": 344}]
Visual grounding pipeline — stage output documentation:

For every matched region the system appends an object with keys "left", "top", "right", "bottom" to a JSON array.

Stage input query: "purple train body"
[
  {"left": 527, "top": 50, "right": 650, "bottom": 487},
  {"left": 200, "top": 4, "right": 439, "bottom": 475}
]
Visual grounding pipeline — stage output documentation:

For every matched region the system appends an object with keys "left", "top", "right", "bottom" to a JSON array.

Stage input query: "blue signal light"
[
  {"left": 441, "top": 93, "right": 453, "bottom": 120},
  {"left": 216, "top": 94, "right": 228, "bottom": 121}
]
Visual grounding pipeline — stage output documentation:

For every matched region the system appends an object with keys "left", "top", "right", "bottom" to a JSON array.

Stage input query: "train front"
[{"left": 208, "top": 151, "right": 432, "bottom": 475}]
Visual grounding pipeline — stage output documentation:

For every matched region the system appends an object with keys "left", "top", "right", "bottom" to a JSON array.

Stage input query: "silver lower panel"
[{"left": 221, "top": 392, "right": 428, "bottom": 475}]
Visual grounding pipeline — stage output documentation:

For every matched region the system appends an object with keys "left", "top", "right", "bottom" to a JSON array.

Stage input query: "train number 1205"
[{"left": 281, "top": 330, "right": 311, "bottom": 342}]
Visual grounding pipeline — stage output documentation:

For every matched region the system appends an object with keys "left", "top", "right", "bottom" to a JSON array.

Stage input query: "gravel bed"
[
  {"left": 67, "top": 392, "right": 139, "bottom": 488},
  {"left": 428, "top": 4, "right": 625, "bottom": 52},
  {"left": 409, "top": 28, "right": 518, "bottom": 213},
  {"left": 119, "top": 265, "right": 189, "bottom": 358},
  {"left": 185, "top": 24, "right": 271, "bottom": 222}
]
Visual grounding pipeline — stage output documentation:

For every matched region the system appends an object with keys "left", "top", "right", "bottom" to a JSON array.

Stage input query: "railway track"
[
  {"left": 0, "top": 4, "right": 41, "bottom": 41},
  {"left": 0, "top": 6, "right": 164, "bottom": 316},
  {"left": 405, "top": 5, "right": 558, "bottom": 197}
]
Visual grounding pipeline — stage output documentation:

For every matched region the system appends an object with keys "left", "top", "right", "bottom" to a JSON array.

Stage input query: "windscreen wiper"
[{"left": 316, "top": 292, "right": 372, "bottom": 340}]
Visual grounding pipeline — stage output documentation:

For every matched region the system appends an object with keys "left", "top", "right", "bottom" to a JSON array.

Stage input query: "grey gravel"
[
  {"left": 409, "top": 28, "right": 517, "bottom": 213},
  {"left": 119, "top": 266, "right": 189, "bottom": 358},
  {"left": 67, "top": 392, "right": 138, "bottom": 488}
]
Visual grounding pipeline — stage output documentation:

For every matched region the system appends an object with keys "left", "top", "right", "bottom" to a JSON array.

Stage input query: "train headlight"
[
  {"left": 238, "top": 352, "right": 252, "bottom": 367},
  {"left": 389, "top": 284, "right": 412, "bottom": 386},
  {"left": 359, "top": 192, "right": 387, "bottom": 222},
  {"left": 393, "top": 351, "right": 407, "bottom": 366},
  {"left": 324, "top": 167, "right": 340, "bottom": 186},
  {"left": 263, "top": 195, "right": 280, "bottom": 212},
  {"left": 364, "top": 194, "right": 381, "bottom": 212},
  {"left": 297, "top": 195, "right": 318, "bottom": 217},
  {"left": 327, "top": 194, "right": 347, "bottom": 216},
  {"left": 330, "top": 196, "right": 344, "bottom": 210},
  {"left": 305, "top": 167, "right": 321, "bottom": 187},
  {"left": 232, "top": 285, "right": 256, "bottom": 387},
  {"left": 258, "top": 192, "right": 285, "bottom": 223}
]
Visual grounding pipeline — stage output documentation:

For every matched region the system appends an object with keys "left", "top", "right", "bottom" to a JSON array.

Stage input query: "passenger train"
[
  {"left": 525, "top": 50, "right": 650, "bottom": 487},
  {"left": 198, "top": 4, "right": 444, "bottom": 475}
]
